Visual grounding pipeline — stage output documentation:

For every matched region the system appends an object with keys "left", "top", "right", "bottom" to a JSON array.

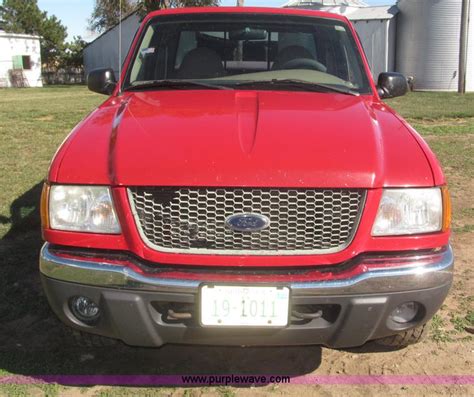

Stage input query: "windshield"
[{"left": 125, "top": 13, "right": 371, "bottom": 94}]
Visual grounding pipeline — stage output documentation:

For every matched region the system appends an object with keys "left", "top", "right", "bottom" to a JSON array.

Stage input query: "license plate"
[{"left": 200, "top": 285, "right": 290, "bottom": 327}]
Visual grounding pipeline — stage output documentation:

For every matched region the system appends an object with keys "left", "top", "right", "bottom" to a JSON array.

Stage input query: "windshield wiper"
[
  {"left": 125, "top": 78, "right": 359, "bottom": 95},
  {"left": 232, "top": 79, "right": 359, "bottom": 96},
  {"left": 125, "top": 79, "right": 232, "bottom": 91}
]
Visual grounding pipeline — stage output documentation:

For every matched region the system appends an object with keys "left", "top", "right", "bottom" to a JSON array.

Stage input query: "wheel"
[
  {"left": 374, "top": 323, "right": 429, "bottom": 348},
  {"left": 70, "top": 329, "right": 120, "bottom": 347},
  {"left": 64, "top": 326, "right": 120, "bottom": 347}
]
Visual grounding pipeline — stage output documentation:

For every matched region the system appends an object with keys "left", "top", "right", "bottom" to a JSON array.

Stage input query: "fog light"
[
  {"left": 390, "top": 302, "right": 419, "bottom": 324},
  {"left": 69, "top": 296, "right": 100, "bottom": 324}
]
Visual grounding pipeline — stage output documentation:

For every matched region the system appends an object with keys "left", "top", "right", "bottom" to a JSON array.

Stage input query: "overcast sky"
[{"left": 36, "top": 0, "right": 396, "bottom": 41}]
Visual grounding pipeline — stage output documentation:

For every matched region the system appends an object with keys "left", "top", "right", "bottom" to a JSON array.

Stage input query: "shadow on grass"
[{"left": 0, "top": 183, "right": 327, "bottom": 384}]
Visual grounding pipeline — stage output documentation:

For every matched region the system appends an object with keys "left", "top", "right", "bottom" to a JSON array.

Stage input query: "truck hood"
[{"left": 53, "top": 90, "right": 434, "bottom": 188}]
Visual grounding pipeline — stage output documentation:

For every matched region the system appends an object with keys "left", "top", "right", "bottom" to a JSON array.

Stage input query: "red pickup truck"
[{"left": 40, "top": 7, "right": 453, "bottom": 348}]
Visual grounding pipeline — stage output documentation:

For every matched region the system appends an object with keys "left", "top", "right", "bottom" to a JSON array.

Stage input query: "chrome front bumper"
[
  {"left": 39, "top": 243, "right": 454, "bottom": 296},
  {"left": 39, "top": 243, "right": 454, "bottom": 347}
]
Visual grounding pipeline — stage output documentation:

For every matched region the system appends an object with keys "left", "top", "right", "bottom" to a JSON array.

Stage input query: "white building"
[
  {"left": 83, "top": 13, "right": 141, "bottom": 77},
  {"left": 0, "top": 30, "right": 43, "bottom": 87},
  {"left": 283, "top": 0, "right": 399, "bottom": 79}
]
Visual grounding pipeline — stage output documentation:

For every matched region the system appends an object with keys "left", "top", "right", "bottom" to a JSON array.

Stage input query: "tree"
[
  {"left": 89, "top": 0, "right": 220, "bottom": 32},
  {"left": 0, "top": 0, "right": 67, "bottom": 68},
  {"left": 61, "top": 36, "right": 88, "bottom": 69},
  {"left": 141, "top": 0, "right": 219, "bottom": 11},
  {"left": 89, "top": 0, "right": 137, "bottom": 33},
  {"left": 40, "top": 13, "right": 68, "bottom": 67},
  {"left": 0, "top": 0, "right": 43, "bottom": 34}
]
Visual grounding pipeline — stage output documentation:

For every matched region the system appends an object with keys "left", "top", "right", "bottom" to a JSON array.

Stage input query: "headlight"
[
  {"left": 372, "top": 188, "right": 444, "bottom": 236},
  {"left": 49, "top": 185, "right": 121, "bottom": 234}
]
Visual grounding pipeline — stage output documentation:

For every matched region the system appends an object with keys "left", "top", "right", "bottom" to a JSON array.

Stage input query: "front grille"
[{"left": 128, "top": 187, "right": 365, "bottom": 255}]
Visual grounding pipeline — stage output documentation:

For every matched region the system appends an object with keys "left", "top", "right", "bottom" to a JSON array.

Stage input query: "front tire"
[
  {"left": 72, "top": 330, "right": 120, "bottom": 347},
  {"left": 374, "top": 323, "right": 429, "bottom": 348},
  {"left": 62, "top": 325, "right": 120, "bottom": 347}
]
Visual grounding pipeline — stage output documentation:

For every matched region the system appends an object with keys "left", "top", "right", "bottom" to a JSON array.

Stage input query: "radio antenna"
[{"left": 118, "top": 0, "right": 122, "bottom": 95}]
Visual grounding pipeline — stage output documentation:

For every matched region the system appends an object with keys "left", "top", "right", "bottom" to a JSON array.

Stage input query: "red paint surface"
[{"left": 51, "top": 91, "right": 435, "bottom": 188}]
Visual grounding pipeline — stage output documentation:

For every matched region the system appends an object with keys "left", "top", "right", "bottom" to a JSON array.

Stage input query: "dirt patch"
[{"left": 34, "top": 115, "right": 55, "bottom": 122}]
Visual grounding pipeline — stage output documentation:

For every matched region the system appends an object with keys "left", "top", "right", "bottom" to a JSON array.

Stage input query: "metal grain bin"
[{"left": 397, "top": 0, "right": 462, "bottom": 91}]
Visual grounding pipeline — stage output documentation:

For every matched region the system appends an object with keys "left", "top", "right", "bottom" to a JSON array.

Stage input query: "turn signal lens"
[
  {"left": 442, "top": 186, "right": 452, "bottom": 232},
  {"left": 40, "top": 182, "right": 50, "bottom": 229}
]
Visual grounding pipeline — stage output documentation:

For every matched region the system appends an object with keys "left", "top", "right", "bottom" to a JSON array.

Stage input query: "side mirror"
[
  {"left": 377, "top": 72, "right": 408, "bottom": 99},
  {"left": 87, "top": 68, "right": 117, "bottom": 95}
]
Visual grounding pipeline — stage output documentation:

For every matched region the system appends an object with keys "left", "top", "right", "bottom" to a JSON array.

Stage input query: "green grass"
[
  {"left": 450, "top": 315, "right": 469, "bottom": 333},
  {"left": 0, "top": 87, "right": 473, "bottom": 395},
  {"left": 216, "top": 387, "right": 236, "bottom": 397},
  {"left": 387, "top": 92, "right": 474, "bottom": 120},
  {"left": 430, "top": 314, "right": 452, "bottom": 343},
  {"left": 0, "top": 86, "right": 103, "bottom": 238},
  {"left": 426, "top": 137, "right": 474, "bottom": 176},
  {"left": 0, "top": 87, "right": 104, "bottom": 358},
  {"left": 387, "top": 92, "right": 474, "bottom": 136}
]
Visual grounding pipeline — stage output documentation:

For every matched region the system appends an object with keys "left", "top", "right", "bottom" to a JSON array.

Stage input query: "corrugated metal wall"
[
  {"left": 284, "top": 3, "right": 398, "bottom": 78},
  {"left": 396, "top": 0, "right": 467, "bottom": 91},
  {"left": 83, "top": 14, "right": 141, "bottom": 77},
  {"left": 352, "top": 19, "right": 396, "bottom": 79}
]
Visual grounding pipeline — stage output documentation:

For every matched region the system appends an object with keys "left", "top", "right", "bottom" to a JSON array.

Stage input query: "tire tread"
[
  {"left": 67, "top": 328, "right": 119, "bottom": 347},
  {"left": 375, "top": 323, "right": 428, "bottom": 348}
]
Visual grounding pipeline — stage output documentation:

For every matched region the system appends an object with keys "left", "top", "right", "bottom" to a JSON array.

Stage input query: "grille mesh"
[{"left": 129, "top": 187, "right": 365, "bottom": 255}]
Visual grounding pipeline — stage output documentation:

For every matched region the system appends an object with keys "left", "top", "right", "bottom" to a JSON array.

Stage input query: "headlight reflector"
[
  {"left": 372, "top": 188, "right": 443, "bottom": 236},
  {"left": 49, "top": 185, "right": 121, "bottom": 234}
]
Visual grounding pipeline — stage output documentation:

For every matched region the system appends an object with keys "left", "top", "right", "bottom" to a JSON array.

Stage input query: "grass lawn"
[{"left": 0, "top": 87, "right": 473, "bottom": 397}]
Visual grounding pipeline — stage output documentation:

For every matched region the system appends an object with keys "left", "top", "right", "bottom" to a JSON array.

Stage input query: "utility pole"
[
  {"left": 236, "top": 0, "right": 244, "bottom": 60},
  {"left": 458, "top": 0, "right": 470, "bottom": 94}
]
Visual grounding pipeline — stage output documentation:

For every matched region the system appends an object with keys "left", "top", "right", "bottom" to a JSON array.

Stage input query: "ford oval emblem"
[{"left": 225, "top": 213, "right": 270, "bottom": 232}]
